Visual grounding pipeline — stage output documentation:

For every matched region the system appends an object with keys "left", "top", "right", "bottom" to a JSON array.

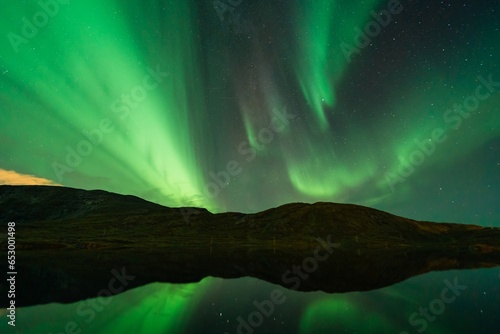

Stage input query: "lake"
[{"left": 5, "top": 267, "right": 499, "bottom": 333}]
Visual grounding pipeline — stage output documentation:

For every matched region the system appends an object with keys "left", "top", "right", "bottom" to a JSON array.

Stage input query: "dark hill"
[{"left": 1, "top": 185, "right": 499, "bottom": 307}]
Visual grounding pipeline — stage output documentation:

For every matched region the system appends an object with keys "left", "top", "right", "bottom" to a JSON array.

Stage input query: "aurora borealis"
[
  {"left": 1, "top": 0, "right": 499, "bottom": 224},
  {"left": 1, "top": 0, "right": 499, "bottom": 333}
]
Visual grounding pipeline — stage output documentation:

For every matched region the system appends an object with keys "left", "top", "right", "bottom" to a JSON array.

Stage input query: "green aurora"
[
  {"left": 1, "top": 0, "right": 498, "bottom": 220},
  {"left": 0, "top": 0, "right": 499, "bottom": 333}
]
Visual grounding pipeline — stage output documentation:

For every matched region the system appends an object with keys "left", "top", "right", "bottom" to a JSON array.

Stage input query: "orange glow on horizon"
[{"left": 0, "top": 169, "right": 61, "bottom": 186}]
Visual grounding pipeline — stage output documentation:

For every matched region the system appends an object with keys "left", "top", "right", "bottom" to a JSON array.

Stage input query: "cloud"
[{"left": 0, "top": 169, "right": 61, "bottom": 186}]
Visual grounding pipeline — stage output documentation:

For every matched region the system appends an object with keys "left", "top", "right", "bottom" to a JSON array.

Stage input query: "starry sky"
[
  {"left": 0, "top": 0, "right": 499, "bottom": 227},
  {"left": 1, "top": 2, "right": 500, "bottom": 334}
]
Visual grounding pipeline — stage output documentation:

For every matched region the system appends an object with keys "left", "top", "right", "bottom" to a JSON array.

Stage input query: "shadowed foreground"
[{"left": 1, "top": 185, "right": 499, "bottom": 307}]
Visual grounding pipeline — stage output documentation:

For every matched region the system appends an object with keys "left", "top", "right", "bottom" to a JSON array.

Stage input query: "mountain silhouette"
[{"left": 1, "top": 185, "right": 499, "bottom": 307}]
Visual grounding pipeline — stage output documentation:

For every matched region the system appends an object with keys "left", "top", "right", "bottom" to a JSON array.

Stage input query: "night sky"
[
  {"left": 1, "top": 1, "right": 500, "bottom": 333},
  {"left": 1, "top": 0, "right": 499, "bottom": 227}
]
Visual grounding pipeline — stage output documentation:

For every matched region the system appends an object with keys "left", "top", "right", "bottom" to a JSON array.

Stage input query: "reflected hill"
[{"left": 1, "top": 185, "right": 499, "bottom": 307}]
